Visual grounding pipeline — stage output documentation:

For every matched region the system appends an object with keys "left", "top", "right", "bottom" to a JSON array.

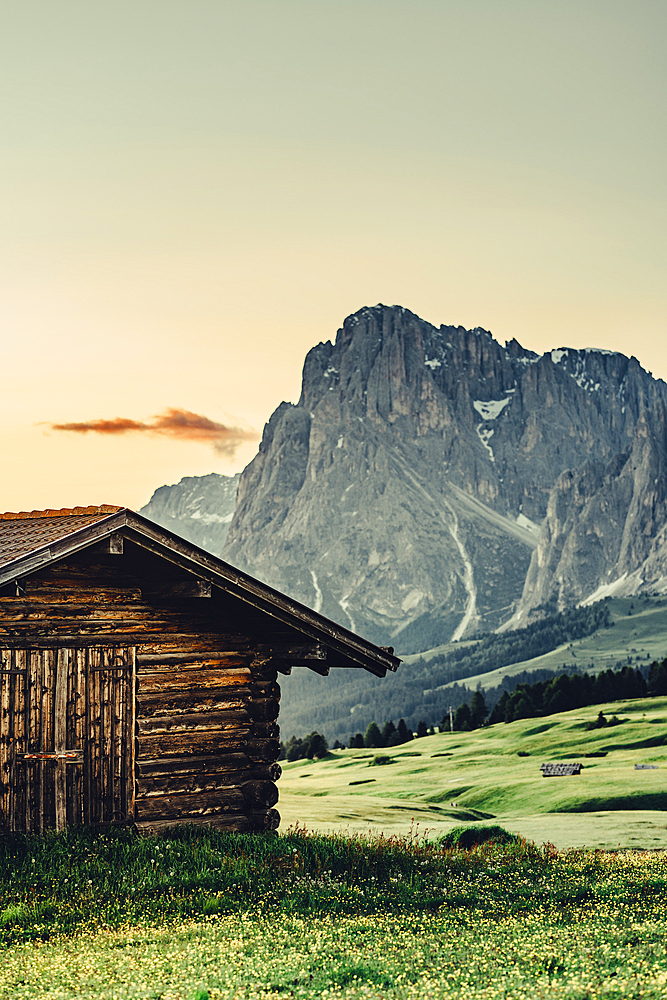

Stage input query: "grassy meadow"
[
  {"left": 2, "top": 693, "right": 667, "bottom": 998},
  {"left": 3, "top": 826, "right": 667, "bottom": 998},
  {"left": 278, "top": 695, "right": 667, "bottom": 848}
]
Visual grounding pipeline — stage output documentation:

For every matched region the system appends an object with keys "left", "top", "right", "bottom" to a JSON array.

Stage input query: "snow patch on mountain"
[{"left": 473, "top": 398, "right": 510, "bottom": 420}]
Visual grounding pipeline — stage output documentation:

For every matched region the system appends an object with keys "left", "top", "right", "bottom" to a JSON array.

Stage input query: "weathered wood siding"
[
  {"left": 0, "top": 646, "right": 134, "bottom": 833},
  {"left": 134, "top": 652, "right": 280, "bottom": 833},
  {"left": 0, "top": 541, "right": 284, "bottom": 834}
]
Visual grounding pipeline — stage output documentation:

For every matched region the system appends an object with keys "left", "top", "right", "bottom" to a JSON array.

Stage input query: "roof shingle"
[{"left": 0, "top": 506, "right": 124, "bottom": 567}]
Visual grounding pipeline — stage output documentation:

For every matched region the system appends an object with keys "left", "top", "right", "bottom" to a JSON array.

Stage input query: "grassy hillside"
[
  {"left": 410, "top": 595, "right": 667, "bottom": 689},
  {"left": 278, "top": 694, "right": 667, "bottom": 850}
]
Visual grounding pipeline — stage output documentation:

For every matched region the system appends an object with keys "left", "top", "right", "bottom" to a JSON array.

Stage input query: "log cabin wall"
[{"left": 0, "top": 538, "right": 284, "bottom": 834}]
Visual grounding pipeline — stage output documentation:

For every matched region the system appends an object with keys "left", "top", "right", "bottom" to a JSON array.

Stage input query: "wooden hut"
[{"left": 0, "top": 506, "right": 399, "bottom": 835}]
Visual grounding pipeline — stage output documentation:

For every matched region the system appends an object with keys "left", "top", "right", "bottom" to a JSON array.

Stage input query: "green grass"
[
  {"left": 4, "top": 689, "right": 667, "bottom": 997},
  {"left": 1, "top": 823, "right": 454, "bottom": 945},
  {"left": 3, "top": 836, "right": 667, "bottom": 997},
  {"left": 403, "top": 595, "right": 667, "bottom": 690},
  {"left": 278, "top": 695, "right": 667, "bottom": 848}
]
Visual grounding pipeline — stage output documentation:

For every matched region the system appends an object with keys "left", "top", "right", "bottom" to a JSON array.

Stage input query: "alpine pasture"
[{"left": 2, "top": 699, "right": 667, "bottom": 998}]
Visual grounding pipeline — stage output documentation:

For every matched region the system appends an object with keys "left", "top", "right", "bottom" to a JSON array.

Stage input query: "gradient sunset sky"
[{"left": 3, "top": 1, "right": 665, "bottom": 512}]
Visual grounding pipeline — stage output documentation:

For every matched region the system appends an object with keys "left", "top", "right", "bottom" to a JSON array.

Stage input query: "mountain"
[
  {"left": 223, "top": 304, "right": 667, "bottom": 650},
  {"left": 139, "top": 472, "right": 240, "bottom": 555},
  {"left": 516, "top": 406, "right": 667, "bottom": 618}
]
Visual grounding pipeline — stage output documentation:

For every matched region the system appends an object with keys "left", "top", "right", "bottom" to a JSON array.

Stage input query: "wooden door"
[{"left": 0, "top": 646, "right": 135, "bottom": 833}]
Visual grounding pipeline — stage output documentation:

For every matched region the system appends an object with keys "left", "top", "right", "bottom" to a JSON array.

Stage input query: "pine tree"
[
  {"left": 397, "top": 718, "right": 412, "bottom": 743},
  {"left": 306, "top": 732, "right": 328, "bottom": 759},
  {"left": 381, "top": 720, "right": 397, "bottom": 744},
  {"left": 470, "top": 691, "right": 488, "bottom": 728},
  {"left": 364, "top": 721, "right": 383, "bottom": 748},
  {"left": 649, "top": 659, "right": 667, "bottom": 696},
  {"left": 454, "top": 704, "right": 472, "bottom": 731}
]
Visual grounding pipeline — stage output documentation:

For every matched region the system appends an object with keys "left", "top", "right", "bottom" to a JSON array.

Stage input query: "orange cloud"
[{"left": 50, "top": 408, "right": 257, "bottom": 457}]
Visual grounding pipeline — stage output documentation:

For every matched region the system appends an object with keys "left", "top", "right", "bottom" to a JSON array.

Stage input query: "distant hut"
[{"left": 0, "top": 506, "right": 399, "bottom": 834}]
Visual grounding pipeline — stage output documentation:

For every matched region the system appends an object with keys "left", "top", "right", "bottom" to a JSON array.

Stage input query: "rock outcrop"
[
  {"left": 515, "top": 403, "right": 667, "bottom": 617},
  {"left": 140, "top": 472, "right": 240, "bottom": 555}
]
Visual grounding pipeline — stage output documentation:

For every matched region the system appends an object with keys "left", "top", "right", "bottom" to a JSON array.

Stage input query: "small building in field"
[{"left": 0, "top": 506, "right": 399, "bottom": 835}]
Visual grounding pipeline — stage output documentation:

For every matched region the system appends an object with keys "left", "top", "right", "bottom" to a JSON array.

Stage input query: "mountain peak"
[{"left": 224, "top": 304, "right": 667, "bottom": 651}]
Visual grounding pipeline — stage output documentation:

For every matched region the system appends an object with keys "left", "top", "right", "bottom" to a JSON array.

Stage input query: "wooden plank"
[
  {"left": 0, "top": 634, "right": 253, "bottom": 651},
  {"left": 65, "top": 649, "right": 79, "bottom": 827},
  {"left": 137, "top": 760, "right": 282, "bottom": 791},
  {"left": 0, "top": 650, "right": 9, "bottom": 829},
  {"left": 16, "top": 649, "right": 28, "bottom": 832},
  {"left": 240, "top": 779, "right": 278, "bottom": 810},
  {"left": 137, "top": 690, "right": 248, "bottom": 718},
  {"left": 83, "top": 648, "right": 92, "bottom": 827},
  {"left": 247, "top": 698, "right": 280, "bottom": 723},
  {"left": 107, "top": 535, "right": 124, "bottom": 555},
  {"left": 53, "top": 648, "right": 67, "bottom": 832},
  {"left": 124, "top": 647, "right": 136, "bottom": 824},
  {"left": 249, "top": 720, "right": 279, "bottom": 740},
  {"left": 141, "top": 579, "right": 212, "bottom": 599},
  {"left": 137, "top": 770, "right": 257, "bottom": 798},
  {"left": 245, "top": 738, "right": 281, "bottom": 762},
  {"left": 46, "top": 649, "right": 56, "bottom": 830},
  {"left": 9, "top": 650, "right": 26, "bottom": 832},
  {"left": 137, "top": 669, "right": 251, "bottom": 694},
  {"left": 37, "top": 650, "right": 46, "bottom": 833},
  {"left": 262, "top": 642, "right": 327, "bottom": 661},
  {"left": 102, "top": 649, "right": 112, "bottom": 822},
  {"left": 136, "top": 752, "right": 249, "bottom": 776},
  {"left": 137, "top": 710, "right": 251, "bottom": 735},
  {"left": 247, "top": 808, "right": 280, "bottom": 832},
  {"left": 0, "top": 590, "right": 143, "bottom": 607},
  {"left": 108, "top": 649, "right": 118, "bottom": 820},
  {"left": 136, "top": 652, "right": 252, "bottom": 666},
  {"left": 285, "top": 661, "right": 329, "bottom": 676},
  {"left": 137, "top": 729, "right": 253, "bottom": 758},
  {"left": 134, "top": 813, "right": 251, "bottom": 834},
  {"left": 135, "top": 787, "right": 245, "bottom": 822},
  {"left": 87, "top": 647, "right": 101, "bottom": 824}
]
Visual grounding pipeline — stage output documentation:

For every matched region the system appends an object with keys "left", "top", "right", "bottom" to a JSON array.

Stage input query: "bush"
[{"left": 439, "top": 825, "right": 521, "bottom": 850}]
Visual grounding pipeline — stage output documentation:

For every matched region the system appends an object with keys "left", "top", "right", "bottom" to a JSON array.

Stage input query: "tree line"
[
  {"left": 453, "top": 658, "right": 667, "bottom": 730},
  {"left": 279, "top": 717, "right": 436, "bottom": 760},
  {"left": 280, "top": 658, "right": 667, "bottom": 755}
]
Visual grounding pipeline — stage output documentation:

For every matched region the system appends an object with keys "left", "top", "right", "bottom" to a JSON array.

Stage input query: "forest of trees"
[
  {"left": 277, "top": 599, "right": 619, "bottom": 744},
  {"left": 280, "top": 718, "right": 434, "bottom": 757}
]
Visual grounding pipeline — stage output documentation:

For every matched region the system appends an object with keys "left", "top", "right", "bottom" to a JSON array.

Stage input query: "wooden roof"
[{"left": 0, "top": 506, "right": 400, "bottom": 677}]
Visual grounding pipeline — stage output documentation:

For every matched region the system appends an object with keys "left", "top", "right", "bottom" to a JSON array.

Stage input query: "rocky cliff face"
[
  {"left": 223, "top": 305, "right": 667, "bottom": 650},
  {"left": 515, "top": 404, "right": 667, "bottom": 617},
  {"left": 140, "top": 472, "right": 240, "bottom": 555}
]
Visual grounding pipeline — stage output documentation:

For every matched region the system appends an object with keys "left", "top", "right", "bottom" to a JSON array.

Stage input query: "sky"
[{"left": 2, "top": 0, "right": 665, "bottom": 513}]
